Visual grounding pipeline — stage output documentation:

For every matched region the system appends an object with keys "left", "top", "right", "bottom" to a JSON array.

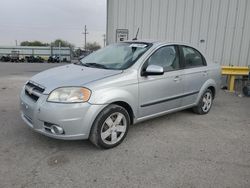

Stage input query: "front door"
[{"left": 138, "top": 45, "right": 184, "bottom": 118}]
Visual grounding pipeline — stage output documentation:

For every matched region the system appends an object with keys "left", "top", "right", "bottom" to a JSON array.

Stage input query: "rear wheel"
[
  {"left": 193, "top": 89, "right": 213, "bottom": 114},
  {"left": 89, "top": 104, "right": 130, "bottom": 149}
]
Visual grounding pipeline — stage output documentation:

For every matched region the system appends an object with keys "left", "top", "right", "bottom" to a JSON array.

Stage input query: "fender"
[
  {"left": 195, "top": 78, "right": 217, "bottom": 105},
  {"left": 88, "top": 86, "right": 139, "bottom": 118}
]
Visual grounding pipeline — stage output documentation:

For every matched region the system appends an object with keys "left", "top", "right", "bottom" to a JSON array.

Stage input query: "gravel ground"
[{"left": 0, "top": 62, "right": 249, "bottom": 188}]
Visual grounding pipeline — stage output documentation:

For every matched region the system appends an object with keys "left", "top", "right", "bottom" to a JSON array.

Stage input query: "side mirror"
[{"left": 143, "top": 65, "right": 164, "bottom": 76}]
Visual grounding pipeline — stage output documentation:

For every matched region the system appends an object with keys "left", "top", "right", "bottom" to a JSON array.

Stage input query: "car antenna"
[{"left": 132, "top": 28, "right": 140, "bottom": 40}]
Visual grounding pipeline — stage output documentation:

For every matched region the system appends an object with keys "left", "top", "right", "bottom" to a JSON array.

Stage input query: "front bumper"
[{"left": 20, "top": 88, "right": 105, "bottom": 140}]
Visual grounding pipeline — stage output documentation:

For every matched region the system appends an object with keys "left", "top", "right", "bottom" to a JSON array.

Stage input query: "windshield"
[{"left": 80, "top": 42, "right": 152, "bottom": 70}]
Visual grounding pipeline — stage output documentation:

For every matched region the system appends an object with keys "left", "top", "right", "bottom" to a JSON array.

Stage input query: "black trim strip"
[{"left": 141, "top": 90, "right": 199, "bottom": 107}]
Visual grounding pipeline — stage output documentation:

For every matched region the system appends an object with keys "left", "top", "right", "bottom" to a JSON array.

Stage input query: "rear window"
[{"left": 181, "top": 46, "right": 206, "bottom": 68}]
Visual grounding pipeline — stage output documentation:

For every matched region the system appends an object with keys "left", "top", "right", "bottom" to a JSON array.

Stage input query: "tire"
[
  {"left": 193, "top": 89, "right": 213, "bottom": 115},
  {"left": 89, "top": 104, "right": 130, "bottom": 149}
]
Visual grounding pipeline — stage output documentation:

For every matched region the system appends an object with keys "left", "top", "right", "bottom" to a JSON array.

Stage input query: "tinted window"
[
  {"left": 147, "top": 46, "right": 180, "bottom": 72},
  {"left": 181, "top": 46, "right": 205, "bottom": 68}
]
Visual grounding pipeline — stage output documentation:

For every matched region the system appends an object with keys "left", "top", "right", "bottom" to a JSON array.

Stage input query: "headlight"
[{"left": 47, "top": 87, "right": 91, "bottom": 103}]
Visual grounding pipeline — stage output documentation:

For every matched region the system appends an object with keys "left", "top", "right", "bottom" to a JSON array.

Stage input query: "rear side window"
[{"left": 181, "top": 46, "right": 206, "bottom": 68}]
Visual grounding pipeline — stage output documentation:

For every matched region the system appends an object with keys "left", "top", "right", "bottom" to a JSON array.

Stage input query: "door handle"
[
  {"left": 202, "top": 71, "right": 208, "bottom": 76},
  {"left": 173, "top": 76, "right": 180, "bottom": 82}
]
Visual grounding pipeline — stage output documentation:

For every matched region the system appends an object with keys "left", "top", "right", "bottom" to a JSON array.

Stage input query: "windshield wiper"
[
  {"left": 81, "top": 63, "right": 90, "bottom": 67},
  {"left": 84, "top": 63, "right": 108, "bottom": 69}
]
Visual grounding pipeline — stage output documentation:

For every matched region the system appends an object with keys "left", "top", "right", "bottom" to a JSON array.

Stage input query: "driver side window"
[{"left": 147, "top": 46, "right": 180, "bottom": 72}]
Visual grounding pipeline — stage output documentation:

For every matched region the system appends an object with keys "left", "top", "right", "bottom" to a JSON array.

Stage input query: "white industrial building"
[{"left": 107, "top": 0, "right": 250, "bottom": 67}]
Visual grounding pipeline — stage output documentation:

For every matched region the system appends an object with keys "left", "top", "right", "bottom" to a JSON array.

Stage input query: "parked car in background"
[
  {"left": 48, "top": 55, "right": 60, "bottom": 63},
  {"left": 25, "top": 56, "right": 44, "bottom": 63},
  {"left": 1, "top": 54, "right": 24, "bottom": 62},
  {"left": 0, "top": 55, "right": 11, "bottom": 62},
  {"left": 10, "top": 50, "right": 20, "bottom": 62},
  {"left": 20, "top": 41, "right": 221, "bottom": 149}
]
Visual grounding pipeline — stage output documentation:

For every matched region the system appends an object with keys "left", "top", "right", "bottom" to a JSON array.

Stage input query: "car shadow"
[{"left": 22, "top": 109, "right": 194, "bottom": 152}]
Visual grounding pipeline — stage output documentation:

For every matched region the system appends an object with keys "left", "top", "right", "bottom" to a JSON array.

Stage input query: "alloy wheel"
[
  {"left": 100, "top": 112, "right": 127, "bottom": 145},
  {"left": 202, "top": 92, "right": 212, "bottom": 112}
]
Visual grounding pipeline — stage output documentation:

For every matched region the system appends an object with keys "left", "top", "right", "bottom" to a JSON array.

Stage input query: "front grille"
[
  {"left": 25, "top": 90, "right": 39, "bottom": 101},
  {"left": 26, "top": 82, "right": 45, "bottom": 93},
  {"left": 24, "top": 81, "right": 45, "bottom": 102}
]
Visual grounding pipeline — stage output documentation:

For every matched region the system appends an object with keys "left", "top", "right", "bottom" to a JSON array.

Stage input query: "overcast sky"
[{"left": 0, "top": 0, "right": 106, "bottom": 47}]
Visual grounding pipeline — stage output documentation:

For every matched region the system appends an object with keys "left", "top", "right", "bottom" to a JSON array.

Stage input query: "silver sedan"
[{"left": 20, "top": 41, "right": 221, "bottom": 148}]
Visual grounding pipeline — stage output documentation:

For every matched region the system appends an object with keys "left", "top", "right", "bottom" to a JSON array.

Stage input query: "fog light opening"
[{"left": 51, "top": 125, "right": 64, "bottom": 135}]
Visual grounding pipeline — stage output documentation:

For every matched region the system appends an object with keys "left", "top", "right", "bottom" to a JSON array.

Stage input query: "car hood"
[{"left": 30, "top": 64, "right": 122, "bottom": 94}]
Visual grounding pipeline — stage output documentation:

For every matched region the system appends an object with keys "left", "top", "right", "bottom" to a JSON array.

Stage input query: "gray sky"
[{"left": 0, "top": 0, "right": 106, "bottom": 47}]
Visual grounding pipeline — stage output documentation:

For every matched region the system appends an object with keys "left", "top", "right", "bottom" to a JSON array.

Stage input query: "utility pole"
[
  {"left": 82, "top": 25, "right": 88, "bottom": 51},
  {"left": 102, "top": 34, "right": 106, "bottom": 47},
  {"left": 59, "top": 41, "right": 61, "bottom": 63}
]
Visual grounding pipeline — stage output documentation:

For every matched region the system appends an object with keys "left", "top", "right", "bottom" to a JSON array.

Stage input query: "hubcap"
[
  {"left": 202, "top": 92, "right": 212, "bottom": 112},
  {"left": 101, "top": 112, "right": 127, "bottom": 145}
]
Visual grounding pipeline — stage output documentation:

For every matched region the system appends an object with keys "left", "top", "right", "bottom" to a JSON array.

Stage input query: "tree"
[
  {"left": 51, "top": 39, "right": 74, "bottom": 48},
  {"left": 20, "top": 41, "right": 49, "bottom": 46},
  {"left": 74, "top": 48, "right": 83, "bottom": 57},
  {"left": 85, "top": 42, "right": 101, "bottom": 51},
  {"left": 20, "top": 39, "right": 75, "bottom": 48}
]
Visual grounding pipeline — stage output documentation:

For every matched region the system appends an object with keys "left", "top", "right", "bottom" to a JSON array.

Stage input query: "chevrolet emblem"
[{"left": 26, "top": 86, "right": 34, "bottom": 95}]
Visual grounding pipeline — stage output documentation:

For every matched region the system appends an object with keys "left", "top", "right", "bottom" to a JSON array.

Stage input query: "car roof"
[
  {"left": 124, "top": 40, "right": 197, "bottom": 48},
  {"left": 123, "top": 40, "right": 210, "bottom": 62}
]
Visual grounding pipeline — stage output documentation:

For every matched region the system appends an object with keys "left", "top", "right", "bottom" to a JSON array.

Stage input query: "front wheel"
[
  {"left": 193, "top": 89, "right": 213, "bottom": 114},
  {"left": 89, "top": 104, "right": 130, "bottom": 149}
]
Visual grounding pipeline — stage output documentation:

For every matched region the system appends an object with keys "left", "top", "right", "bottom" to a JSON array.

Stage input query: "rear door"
[
  {"left": 138, "top": 45, "right": 184, "bottom": 118},
  {"left": 180, "top": 46, "right": 208, "bottom": 106}
]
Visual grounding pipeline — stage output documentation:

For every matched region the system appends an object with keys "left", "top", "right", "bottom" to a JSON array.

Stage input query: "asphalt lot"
[{"left": 0, "top": 62, "right": 249, "bottom": 188}]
